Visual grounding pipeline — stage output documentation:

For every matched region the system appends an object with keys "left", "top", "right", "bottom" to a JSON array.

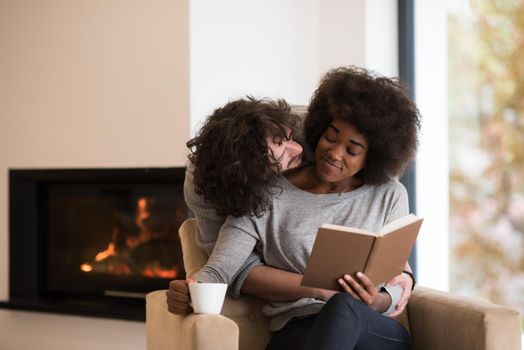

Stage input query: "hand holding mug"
[{"left": 166, "top": 278, "right": 195, "bottom": 315}]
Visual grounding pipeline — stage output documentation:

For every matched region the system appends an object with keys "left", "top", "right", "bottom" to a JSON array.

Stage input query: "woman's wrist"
[
  {"left": 376, "top": 291, "right": 392, "bottom": 313},
  {"left": 369, "top": 291, "right": 391, "bottom": 313},
  {"left": 402, "top": 270, "right": 416, "bottom": 291}
]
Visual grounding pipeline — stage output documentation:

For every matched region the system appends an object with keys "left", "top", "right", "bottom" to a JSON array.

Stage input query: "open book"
[{"left": 301, "top": 214, "right": 423, "bottom": 291}]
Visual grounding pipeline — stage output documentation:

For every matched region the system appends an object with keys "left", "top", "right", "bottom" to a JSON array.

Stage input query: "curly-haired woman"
[{"left": 191, "top": 66, "right": 421, "bottom": 349}]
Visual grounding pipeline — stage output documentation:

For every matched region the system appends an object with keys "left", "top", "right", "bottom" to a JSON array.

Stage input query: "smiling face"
[
  {"left": 267, "top": 127, "right": 303, "bottom": 172},
  {"left": 314, "top": 118, "right": 368, "bottom": 192}
]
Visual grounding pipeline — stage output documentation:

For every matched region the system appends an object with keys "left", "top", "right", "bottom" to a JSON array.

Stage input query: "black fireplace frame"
[{"left": 0, "top": 167, "right": 188, "bottom": 321}]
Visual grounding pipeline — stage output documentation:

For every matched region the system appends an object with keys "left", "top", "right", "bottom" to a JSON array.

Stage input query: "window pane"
[{"left": 448, "top": 0, "right": 524, "bottom": 330}]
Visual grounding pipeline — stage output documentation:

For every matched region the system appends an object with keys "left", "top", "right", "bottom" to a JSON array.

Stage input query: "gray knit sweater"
[
  {"left": 183, "top": 165, "right": 264, "bottom": 297},
  {"left": 192, "top": 175, "right": 407, "bottom": 331}
]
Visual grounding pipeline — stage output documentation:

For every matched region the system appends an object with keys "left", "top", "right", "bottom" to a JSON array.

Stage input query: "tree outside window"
[{"left": 448, "top": 0, "right": 524, "bottom": 330}]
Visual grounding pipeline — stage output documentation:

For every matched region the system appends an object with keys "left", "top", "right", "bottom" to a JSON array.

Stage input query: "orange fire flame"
[
  {"left": 143, "top": 267, "right": 178, "bottom": 279},
  {"left": 95, "top": 242, "right": 116, "bottom": 262},
  {"left": 79, "top": 196, "right": 180, "bottom": 278},
  {"left": 80, "top": 263, "right": 93, "bottom": 272}
]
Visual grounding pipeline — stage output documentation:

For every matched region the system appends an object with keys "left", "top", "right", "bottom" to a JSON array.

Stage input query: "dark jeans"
[{"left": 266, "top": 293, "right": 410, "bottom": 350}]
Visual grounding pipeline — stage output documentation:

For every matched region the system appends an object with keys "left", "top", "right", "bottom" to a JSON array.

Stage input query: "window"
[
  {"left": 415, "top": 0, "right": 523, "bottom": 334},
  {"left": 448, "top": 0, "right": 524, "bottom": 328}
]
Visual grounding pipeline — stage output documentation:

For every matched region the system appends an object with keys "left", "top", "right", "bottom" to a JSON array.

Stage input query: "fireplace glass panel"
[
  {"left": 43, "top": 183, "right": 187, "bottom": 296},
  {"left": 3, "top": 168, "right": 188, "bottom": 320}
]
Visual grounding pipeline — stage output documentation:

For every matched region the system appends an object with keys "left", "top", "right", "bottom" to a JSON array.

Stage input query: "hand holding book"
[
  {"left": 386, "top": 269, "right": 414, "bottom": 316},
  {"left": 337, "top": 271, "right": 393, "bottom": 314},
  {"left": 301, "top": 214, "right": 423, "bottom": 291}
]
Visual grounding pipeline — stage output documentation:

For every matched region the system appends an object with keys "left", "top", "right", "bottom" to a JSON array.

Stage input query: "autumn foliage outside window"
[{"left": 448, "top": 0, "right": 524, "bottom": 330}]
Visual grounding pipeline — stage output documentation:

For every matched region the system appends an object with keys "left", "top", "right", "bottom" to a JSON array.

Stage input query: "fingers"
[
  {"left": 354, "top": 272, "right": 375, "bottom": 291},
  {"left": 169, "top": 279, "right": 189, "bottom": 293},
  {"left": 389, "top": 298, "right": 409, "bottom": 317},
  {"left": 338, "top": 273, "right": 377, "bottom": 304},
  {"left": 338, "top": 275, "right": 361, "bottom": 300},
  {"left": 400, "top": 273, "right": 412, "bottom": 290},
  {"left": 166, "top": 279, "right": 192, "bottom": 315},
  {"left": 388, "top": 284, "right": 412, "bottom": 317},
  {"left": 166, "top": 299, "right": 192, "bottom": 314},
  {"left": 386, "top": 273, "right": 414, "bottom": 307},
  {"left": 354, "top": 272, "right": 379, "bottom": 305},
  {"left": 166, "top": 286, "right": 190, "bottom": 303},
  {"left": 395, "top": 283, "right": 410, "bottom": 304},
  {"left": 400, "top": 287, "right": 411, "bottom": 303},
  {"left": 386, "top": 275, "right": 402, "bottom": 286}
]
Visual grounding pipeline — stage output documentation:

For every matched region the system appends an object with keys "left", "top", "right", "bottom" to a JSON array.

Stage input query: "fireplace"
[{"left": 0, "top": 167, "right": 189, "bottom": 321}]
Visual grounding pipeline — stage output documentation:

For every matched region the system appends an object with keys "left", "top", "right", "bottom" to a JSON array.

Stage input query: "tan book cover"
[{"left": 301, "top": 214, "right": 423, "bottom": 291}]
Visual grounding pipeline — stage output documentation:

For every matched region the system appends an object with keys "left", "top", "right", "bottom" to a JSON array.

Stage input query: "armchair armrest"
[
  {"left": 149, "top": 219, "right": 271, "bottom": 350},
  {"left": 146, "top": 290, "right": 239, "bottom": 350},
  {"left": 408, "top": 286, "right": 521, "bottom": 350}
]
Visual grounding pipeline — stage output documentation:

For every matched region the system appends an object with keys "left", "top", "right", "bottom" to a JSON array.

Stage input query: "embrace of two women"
[{"left": 167, "top": 66, "right": 421, "bottom": 350}]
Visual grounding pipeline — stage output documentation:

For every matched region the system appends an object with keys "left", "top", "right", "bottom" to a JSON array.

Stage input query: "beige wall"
[{"left": 0, "top": 0, "right": 189, "bottom": 348}]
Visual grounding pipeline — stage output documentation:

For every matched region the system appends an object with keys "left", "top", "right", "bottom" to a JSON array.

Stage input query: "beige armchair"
[{"left": 146, "top": 218, "right": 522, "bottom": 350}]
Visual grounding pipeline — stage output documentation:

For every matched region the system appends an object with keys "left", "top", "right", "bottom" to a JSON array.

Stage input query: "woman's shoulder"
[
  {"left": 383, "top": 178, "right": 407, "bottom": 191},
  {"left": 371, "top": 178, "right": 408, "bottom": 198}
]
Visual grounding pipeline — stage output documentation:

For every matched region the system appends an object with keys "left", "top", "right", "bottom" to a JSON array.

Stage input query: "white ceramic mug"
[{"left": 188, "top": 282, "right": 228, "bottom": 314}]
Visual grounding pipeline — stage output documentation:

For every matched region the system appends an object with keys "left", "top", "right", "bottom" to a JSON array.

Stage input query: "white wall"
[
  {"left": 0, "top": 0, "right": 398, "bottom": 348},
  {"left": 189, "top": 0, "right": 320, "bottom": 134},
  {"left": 414, "top": 1, "right": 449, "bottom": 291},
  {"left": 365, "top": 0, "right": 398, "bottom": 77},
  {"left": 189, "top": 0, "right": 398, "bottom": 134}
]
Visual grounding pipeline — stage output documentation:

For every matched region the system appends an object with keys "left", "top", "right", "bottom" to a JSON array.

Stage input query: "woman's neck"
[{"left": 286, "top": 164, "right": 363, "bottom": 194}]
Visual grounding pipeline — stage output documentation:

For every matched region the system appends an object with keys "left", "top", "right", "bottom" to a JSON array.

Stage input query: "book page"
[
  {"left": 320, "top": 223, "right": 376, "bottom": 236},
  {"left": 379, "top": 214, "right": 419, "bottom": 235},
  {"left": 364, "top": 218, "right": 423, "bottom": 284}
]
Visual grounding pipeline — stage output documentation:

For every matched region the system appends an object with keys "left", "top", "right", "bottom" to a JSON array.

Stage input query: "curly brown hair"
[
  {"left": 305, "top": 66, "right": 421, "bottom": 184},
  {"left": 187, "top": 97, "right": 301, "bottom": 217}
]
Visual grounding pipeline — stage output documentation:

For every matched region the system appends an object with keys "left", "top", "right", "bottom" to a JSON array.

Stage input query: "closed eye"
[
  {"left": 272, "top": 137, "right": 284, "bottom": 146},
  {"left": 346, "top": 148, "right": 359, "bottom": 156},
  {"left": 325, "top": 135, "right": 336, "bottom": 143}
]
